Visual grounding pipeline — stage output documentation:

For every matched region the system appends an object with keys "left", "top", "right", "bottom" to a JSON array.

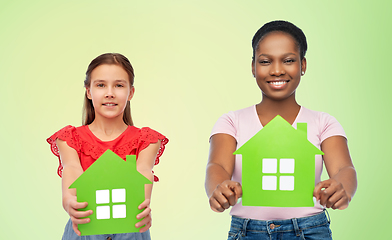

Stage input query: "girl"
[
  {"left": 205, "top": 21, "right": 357, "bottom": 240},
  {"left": 47, "top": 53, "right": 168, "bottom": 240}
]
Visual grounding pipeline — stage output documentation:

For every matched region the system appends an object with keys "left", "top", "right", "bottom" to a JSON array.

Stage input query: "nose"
[
  {"left": 270, "top": 62, "right": 285, "bottom": 76},
  {"left": 105, "top": 86, "right": 115, "bottom": 98}
]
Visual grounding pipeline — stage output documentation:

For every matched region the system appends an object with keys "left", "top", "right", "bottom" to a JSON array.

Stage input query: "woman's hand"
[
  {"left": 313, "top": 178, "right": 350, "bottom": 210},
  {"left": 209, "top": 180, "right": 242, "bottom": 212},
  {"left": 318, "top": 136, "right": 357, "bottom": 210},
  {"left": 206, "top": 134, "right": 238, "bottom": 212},
  {"left": 135, "top": 199, "right": 152, "bottom": 233},
  {"left": 63, "top": 195, "right": 93, "bottom": 236}
]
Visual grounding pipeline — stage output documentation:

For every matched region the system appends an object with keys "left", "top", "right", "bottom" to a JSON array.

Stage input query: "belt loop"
[
  {"left": 242, "top": 218, "right": 250, "bottom": 236},
  {"left": 291, "top": 218, "right": 300, "bottom": 237},
  {"left": 324, "top": 209, "right": 331, "bottom": 223}
]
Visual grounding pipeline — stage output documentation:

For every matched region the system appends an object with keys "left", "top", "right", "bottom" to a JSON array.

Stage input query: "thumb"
[
  {"left": 232, "top": 182, "right": 243, "bottom": 199},
  {"left": 313, "top": 180, "right": 331, "bottom": 200}
]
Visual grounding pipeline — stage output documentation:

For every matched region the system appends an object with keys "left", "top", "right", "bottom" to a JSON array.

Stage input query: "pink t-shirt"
[{"left": 210, "top": 105, "right": 346, "bottom": 220}]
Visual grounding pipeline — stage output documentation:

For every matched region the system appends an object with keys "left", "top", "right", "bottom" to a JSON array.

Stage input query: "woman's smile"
[{"left": 267, "top": 80, "right": 290, "bottom": 89}]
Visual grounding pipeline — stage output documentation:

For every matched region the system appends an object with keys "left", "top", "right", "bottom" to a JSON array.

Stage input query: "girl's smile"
[{"left": 102, "top": 102, "right": 118, "bottom": 107}]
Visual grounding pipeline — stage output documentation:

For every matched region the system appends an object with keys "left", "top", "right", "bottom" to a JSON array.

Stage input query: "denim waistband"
[{"left": 230, "top": 210, "right": 330, "bottom": 236}]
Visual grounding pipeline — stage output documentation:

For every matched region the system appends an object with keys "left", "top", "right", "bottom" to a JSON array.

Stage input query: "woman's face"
[{"left": 252, "top": 31, "right": 306, "bottom": 102}]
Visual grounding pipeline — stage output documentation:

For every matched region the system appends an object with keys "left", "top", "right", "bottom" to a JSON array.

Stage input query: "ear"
[
  {"left": 128, "top": 86, "right": 135, "bottom": 101},
  {"left": 251, "top": 60, "right": 255, "bottom": 77},
  {"left": 301, "top": 57, "right": 307, "bottom": 75},
  {"left": 86, "top": 88, "right": 92, "bottom": 100}
]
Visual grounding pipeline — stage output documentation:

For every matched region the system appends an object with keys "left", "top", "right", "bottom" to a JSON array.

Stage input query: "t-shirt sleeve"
[
  {"left": 46, "top": 125, "right": 80, "bottom": 177},
  {"left": 137, "top": 127, "right": 169, "bottom": 182},
  {"left": 319, "top": 112, "right": 347, "bottom": 143},
  {"left": 210, "top": 111, "right": 237, "bottom": 141}
]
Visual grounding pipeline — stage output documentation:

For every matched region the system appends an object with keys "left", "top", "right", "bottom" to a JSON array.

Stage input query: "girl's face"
[
  {"left": 252, "top": 31, "right": 306, "bottom": 102},
  {"left": 86, "top": 64, "right": 134, "bottom": 121}
]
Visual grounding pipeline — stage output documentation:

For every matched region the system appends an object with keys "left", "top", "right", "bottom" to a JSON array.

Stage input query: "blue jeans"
[
  {"left": 62, "top": 219, "right": 151, "bottom": 240},
  {"left": 228, "top": 211, "right": 332, "bottom": 240}
]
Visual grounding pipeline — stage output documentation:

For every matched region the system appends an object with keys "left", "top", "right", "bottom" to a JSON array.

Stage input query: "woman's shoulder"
[
  {"left": 300, "top": 106, "right": 346, "bottom": 139},
  {"left": 211, "top": 105, "right": 257, "bottom": 139},
  {"left": 300, "top": 107, "right": 341, "bottom": 124},
  {"left": 229, "top": 105, "right": 256, "bottom": 115},
  {"left": 216, "top": 105, "right": 256, "bottom": 122}
]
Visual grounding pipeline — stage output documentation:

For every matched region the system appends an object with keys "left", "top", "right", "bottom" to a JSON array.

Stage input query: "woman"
[{"left": 205, "top": 20, "right": 357, "bottom": 240}]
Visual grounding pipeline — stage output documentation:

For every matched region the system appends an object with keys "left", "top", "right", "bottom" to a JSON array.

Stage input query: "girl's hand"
[
  {"left": 63, "top": 195, "right": 93, "bottom": 236},
  {"left": 313, "top": 178, "right": 351, "bottom": 210},
  {"left": 135, "top": 199, "right": 152, "bottom": 233},
  {"left": 209, "top": 180, "right": 242, "bottom": 212}
]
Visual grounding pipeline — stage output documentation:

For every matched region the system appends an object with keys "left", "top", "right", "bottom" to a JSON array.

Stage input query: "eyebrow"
[
  {"left": 92, "top": 79, "right": 128, "bottom": 83},
  {"left": 258, "top": 53, "right": 297, "bottom": 58}
]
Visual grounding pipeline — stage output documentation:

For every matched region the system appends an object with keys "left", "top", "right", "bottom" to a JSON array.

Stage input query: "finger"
[
  {"left": 139, "top": 221, "right": 152, "bottom": 233},
  {"left": 70, "top": 201, "right": 88, "bottom": 210},
  {"left": 213, "top": 190, "right": 232, "bottom": 209},
  {"left": 135, "top": 214, "right": 151, "bottom": 228},
  {"left": 137, "top": 207, "right": 151, "bottom": 219},
  {"left": 209, "top": 197, "right": 224, "bottom": 212},
  {"left": 72, "top": 222, "right": 81, "bottom": 236},
  {"left": 319, "top": 186, "right": 337, "bottom": 207},
  {"left": 325, "top": 187, "right": 345, "bottom": 208},
  {"left": 313, "top": 181, "right": 331, "bottom": 200},
  {"left": 69, "top": 208, "right": 93, "bottom": 219},
  {"left": 70, "top": 216, "right": 90, "bottom": 225},
  {"left": 321, "top": 179, "right": 345, "bottom": 207},
  {"left": 230, "top": 182, "right": 243, "bottom": 201},
  {"left": 138, "top": 199, "right": 151, "bottom": 210},
  {"left": 221, "top": 186, "right": 238, "bottom": 206},
  {"left": 334, "top": 197, "right": 349, "bottom": 210}
]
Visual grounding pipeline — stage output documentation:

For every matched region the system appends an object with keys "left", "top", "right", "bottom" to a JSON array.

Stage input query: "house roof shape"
[
  {"left": 69, "top": 149, "right": 152, "bottom": 236},
  {"left": 234, "top": 115, "right": 324, "bottom": 207},
  {"left": 234, "top": 115, "right": 323, "bottom": 157},
  {"left": 70, "top": 149, "right": 151, "bottom": 190}
]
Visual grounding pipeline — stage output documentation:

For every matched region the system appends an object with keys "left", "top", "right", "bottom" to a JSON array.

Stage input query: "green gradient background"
[{"left": 0, "top": 0, "right": 390, "bottom": 239}]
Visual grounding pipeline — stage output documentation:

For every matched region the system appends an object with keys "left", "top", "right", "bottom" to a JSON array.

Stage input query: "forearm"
[
  {"left": 61, "top": 166, "right": 83, "bottom": 210},
  {"left": 205, "top": 163, "right": 232, "bottom": 198},
  {"left": 330, "top": 166, "right": 357, "bottom": 200}
]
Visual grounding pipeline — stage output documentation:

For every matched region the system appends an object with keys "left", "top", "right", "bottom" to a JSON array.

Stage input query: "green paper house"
[
  {"left": 69, "top": 150, "right": 152, "bottom": 236},
  {"left": 234, "top": 115, "right": 323, "bottom": 207}
]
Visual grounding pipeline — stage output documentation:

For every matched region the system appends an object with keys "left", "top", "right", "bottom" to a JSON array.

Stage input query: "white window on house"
[
  {"left": 95, "top": 188, "right": 126, "bottom": 219},
  {"left": 262, "top": 158, "right": 295, "bottom": 191}
]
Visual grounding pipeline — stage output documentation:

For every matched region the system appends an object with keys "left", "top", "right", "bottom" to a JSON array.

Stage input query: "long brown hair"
[{"left": 82, "top": 53, "right": 135, "bottom": 126}]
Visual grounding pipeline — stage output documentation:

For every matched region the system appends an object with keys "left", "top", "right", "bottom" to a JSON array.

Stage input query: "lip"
[
  {"left": 266, "top": 80, "right": 289, "bottom": 90},
  {"left": 102, "top": 102, "right": 118, "bottom": 107}
]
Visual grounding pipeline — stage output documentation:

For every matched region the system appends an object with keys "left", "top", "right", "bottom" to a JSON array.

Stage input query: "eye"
[
  {"left": 284, "top": 59, "right": 295, "bottom": 64},
  {"left": 259, "top": 60, "right": 270, "bottom": 65},
  {"left": 116, "top": 84, "right": 124, "bottom": 88},
  {"left": 97, "top": 83, "right": 105, "bottom": 87}
]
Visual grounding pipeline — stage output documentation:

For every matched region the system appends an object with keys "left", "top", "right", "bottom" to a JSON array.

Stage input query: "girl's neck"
[
  {"left": 256, "top": 95, "right": 300, "bottom": 126},
  {"left": 88, "top": 115, "right": 129, "bottom": 141}
]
